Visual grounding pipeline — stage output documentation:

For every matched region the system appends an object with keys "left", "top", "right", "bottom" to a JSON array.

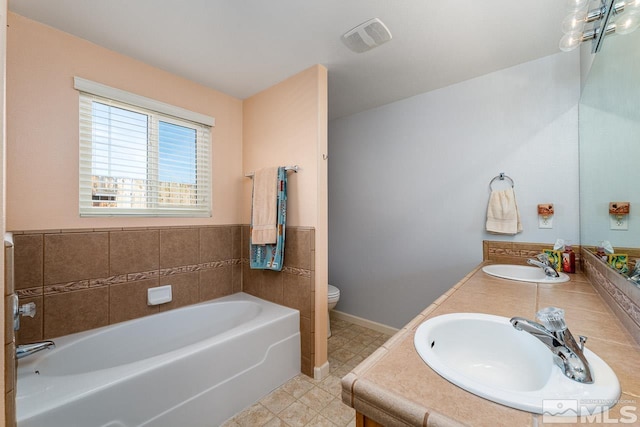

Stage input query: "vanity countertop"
[{"left": 341, "top": 263, "right": 640, "bottom": 427}]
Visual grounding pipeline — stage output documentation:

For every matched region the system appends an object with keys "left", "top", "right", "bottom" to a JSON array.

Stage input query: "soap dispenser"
[{"left": 562, "top": 242, "right": 576, "bottom": 273}]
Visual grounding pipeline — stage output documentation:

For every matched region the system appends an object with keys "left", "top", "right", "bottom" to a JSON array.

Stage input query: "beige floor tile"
[
  {"left": 299, "top": 386, "right": 335, "bottom": 412},
  {"left": 277, "top": 401, "right": 318, "bottom": 427},
  {"left": 306, "top": 414, "right": 338, "bottom": 427},
  {"left": 234, "top": 403, "right": 275, "bottom": 427},
  {"left": 317, "top": 375, "right": 342, "bottom": 397},
  {"left": 320, "top": 399, "right": 355, "bottom": 427},
  {"left": 280, "top": 375, "right": 316, "bottom": 399},
  {"left": 260, "top": 388, "right": 298, "bottom": 415},
  {"left": 331, "top": 347, "right": 357, "bottom": 363},
  {"left": 263, "top": 418, "right": 288, "bottom": 427},
  {"left": 334, "top": 328, "right": 358, "bottom": 340}
]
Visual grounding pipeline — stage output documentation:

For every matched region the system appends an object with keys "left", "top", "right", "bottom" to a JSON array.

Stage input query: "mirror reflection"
[{"left": 579, "top": 30, "right": 640, "bottom": 281}]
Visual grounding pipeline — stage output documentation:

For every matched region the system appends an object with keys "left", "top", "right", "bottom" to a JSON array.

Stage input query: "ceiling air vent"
[{"left": 341, "top": 18, "right": 392, "bottom": 53}]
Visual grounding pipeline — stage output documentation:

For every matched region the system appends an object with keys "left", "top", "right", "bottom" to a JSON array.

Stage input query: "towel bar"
[
  {"left": 245, "top": 165, "right": 299, "bottom": 178},
  {"left": 489, "top": 172, "right": 514, "bottom": 190}
]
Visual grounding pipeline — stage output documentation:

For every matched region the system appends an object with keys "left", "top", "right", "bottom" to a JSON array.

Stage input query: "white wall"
[{"left": 328, "top": 51, "right": 581, "bottom": 328}]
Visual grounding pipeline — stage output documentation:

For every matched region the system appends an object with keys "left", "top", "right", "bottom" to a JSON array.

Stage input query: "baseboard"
[
  {"left": 314, "top": 361, "right": 330, "bottom": 380},
  {"left": 331, "top": 310, "right": 399, "bottom": 336}
]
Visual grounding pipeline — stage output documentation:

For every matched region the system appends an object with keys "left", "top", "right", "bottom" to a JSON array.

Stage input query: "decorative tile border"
[
  {"left": 127, "top": 270, "right": 160, "bottom": 282},
  {"left": 89, "top": 275, "right": 127, "bottom": 287},
  {"left": 583, "top": 256, "right": 640, "bottom": 328},
  {"left": 487, "top": 248, "right": 545, "bottom": 258},
  {"left": 15, "top": 287, "right": 43, "bottom": 298},
  {"left": 484, "top": 241, "right": 582, "bottom": 265},
  {"left": 17, "top": 258, "right": 242, "bottom": 298},
  {"left": 240, "top": 258, "right": 312, "bottom": 278}
]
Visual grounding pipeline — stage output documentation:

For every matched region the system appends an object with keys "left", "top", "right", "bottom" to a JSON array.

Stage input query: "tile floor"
[{"left": 222, "top": 317, "right": 393, "bottom": 427}]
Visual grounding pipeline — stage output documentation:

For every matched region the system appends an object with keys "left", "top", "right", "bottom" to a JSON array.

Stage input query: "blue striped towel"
[{"left": 250, "top": 167, "right": 287, "bottom": 271}]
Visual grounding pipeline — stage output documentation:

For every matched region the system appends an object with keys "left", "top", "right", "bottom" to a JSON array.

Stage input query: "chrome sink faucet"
[
  {"left": 511, "top": 307, "right": 593, "bottom": 384},
  {"left": 527, "top": 253, "right": 560, "bottom": 278},
  {"left": 16, "top": 341, "right": 55, "bottom": 359}
]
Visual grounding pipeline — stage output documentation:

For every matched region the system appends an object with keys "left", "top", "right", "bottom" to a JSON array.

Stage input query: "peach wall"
[
  {"left": 243, "top": 65, "right": 328, "bottom": 373},
  {"left": 6, "top": 13, "right": 244, "bottom": 230},
  {"left": 0, "top": 0, "right": 7, "bottom": 423}
]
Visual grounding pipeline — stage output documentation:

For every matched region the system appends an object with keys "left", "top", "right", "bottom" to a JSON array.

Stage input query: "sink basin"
[
  {"left": 482, "top": 264, "right": 570, "bottom": 283},
  {"left": 414, "top": 313, "right": 620, "bottom": 415}
]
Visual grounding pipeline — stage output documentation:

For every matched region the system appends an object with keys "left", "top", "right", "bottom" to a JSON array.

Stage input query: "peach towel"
[
  {"left": 486, "top": 188, "right": 523, "bottom": 235},
  {"left": 251, "top": 167, "right": 279, "bottom": 244}
]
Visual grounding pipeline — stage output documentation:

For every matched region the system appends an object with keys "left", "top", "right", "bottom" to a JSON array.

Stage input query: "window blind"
[{"left": 79, "top": 92, "right": 212, "bottom": 217}]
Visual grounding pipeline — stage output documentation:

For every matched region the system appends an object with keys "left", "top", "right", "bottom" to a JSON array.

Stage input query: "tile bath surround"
[{"left": 12, "top": 225, "right": 316, "bottom": 377}]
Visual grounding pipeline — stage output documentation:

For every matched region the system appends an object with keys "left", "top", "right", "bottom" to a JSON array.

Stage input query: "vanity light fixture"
[
  {"left": 560, "top": 0, "right": 640, "bottom": 53},
  {"left": 609, "top": 202, "right": 630, "bottom": 229}
]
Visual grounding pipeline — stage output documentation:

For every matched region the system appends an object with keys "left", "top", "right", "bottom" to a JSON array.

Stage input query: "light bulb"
[
  {"left": 559, "top": 31, "right": 584, "bottom": 51},
  {"left": 562, "top": 11, "right": 588, "bottom": 32},
  {"left": 615, "top": 11, "right": 640, "bottom": 34},
  {"left": 566, "top": 0, "right": 590, "bottom": 11}
]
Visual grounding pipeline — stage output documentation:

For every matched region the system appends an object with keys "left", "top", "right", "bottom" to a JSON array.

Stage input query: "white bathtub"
[{"left": 17, "top": 292, "right": 301, "bottom": 427}]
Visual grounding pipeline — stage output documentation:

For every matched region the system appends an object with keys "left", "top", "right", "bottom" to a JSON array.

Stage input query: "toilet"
[{"left": 327, "top": 284, "right": 341, "bottom": 338}]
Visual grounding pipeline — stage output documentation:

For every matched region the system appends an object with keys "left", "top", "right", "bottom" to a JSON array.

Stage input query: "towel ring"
[{"left": 489, "top": 173, "right": 514, "bottom": 190}]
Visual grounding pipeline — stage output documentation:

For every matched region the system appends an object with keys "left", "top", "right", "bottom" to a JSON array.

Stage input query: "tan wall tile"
[
  {"left": 44, "top": 289, "right": 109, "bottom": 338},
  {"left": 110, "top": 230, "right": 159, "bottom": 275},
  {"left": 241, "top": 225, "right": 250, "bottom": 259},
  {"left": 160, "top": 228, "right": 199, "bottom": 268},
  {"left": 300, "top": 316, "right": 312, "bottom": 357},
  {"left": 14, "top": 234, "right": 44, "bottom": 289},
  {"left": 5, "top": 243, "right": 15, "bottom": 296},
  {"left": 283, "top": 228, "right": 312, "bottom": 270},
  {"left": 158, "top": 272, "right": 200, "bottom": 312},
  {"left": 5, "top": 389, "right": 16, "bottom": 427},
  {"left": 232, "top": 264, "right": 242, "bottom": 294},
  {"left": 283, "top": 273, "right": 312, "bottom": 319},
  {"left": 5, "top": 295, "right": 15, "bottom": 346},
  {"left": 301, "top": 355, "right": 313, "bottom": 377},
  {"left": 15, "top": 296, "right": 43, "bottom": 344},
  {"left": 199, "top": 267, "right": 233, "bottom": 301},
  {"left": 200, "top": 227, "right": 233, "bottom": 263},
  {"left": 244, "top": 267, "right": 284, "bottom": 305},
  {"left": 5, "top": 342, "right": 15, "bottom": 393},
  {"left": 260, "top": 270, "right": 284, "bottom": 305},
  {"left": 109, "top": 279, "right": 159, "bottom": 324},
  {"left": 242, "top": 263, "right": 259, "bottom": 295},
  {"left": 232, "top": 226, "right": 241, "bottom": 259},
  {"left": 44, "top": 232, "right": 109, "bottom": 285}
]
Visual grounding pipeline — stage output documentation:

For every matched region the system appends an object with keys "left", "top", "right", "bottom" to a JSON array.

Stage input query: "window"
[{"left": 76, "top": 78, "right": 213, "bottom": 217}]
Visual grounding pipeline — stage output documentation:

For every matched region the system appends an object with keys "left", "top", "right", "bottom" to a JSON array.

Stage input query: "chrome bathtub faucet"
[
  {"left": 527, "top": 253, "right": 560, "bottom": 278},
  {"left": 510, "top": 307, "right": 593, "bottom": 384},
  {"left": 16, "top": 341, "right": 55, "bottom": 359}
]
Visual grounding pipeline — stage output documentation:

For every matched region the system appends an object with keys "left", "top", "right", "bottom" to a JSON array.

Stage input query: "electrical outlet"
[
  {"left": 610, "top": 215, "right": 628, "bottom": 230},
  {"left": 538, "top": 215, "right": 553, "bottom": 229}
]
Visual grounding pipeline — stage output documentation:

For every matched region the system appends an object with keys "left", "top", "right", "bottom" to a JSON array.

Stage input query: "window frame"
[{"left": 75, "top": 77, "right": 213, "bottom": 218}]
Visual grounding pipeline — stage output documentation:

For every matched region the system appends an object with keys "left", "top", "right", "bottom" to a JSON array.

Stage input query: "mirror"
[{"left": 579, "top": 30, "right": 640, "bottom": 279}]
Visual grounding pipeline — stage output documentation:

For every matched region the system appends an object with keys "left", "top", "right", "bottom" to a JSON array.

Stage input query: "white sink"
[
  {"left": 414, "top": 313, "right": 620, "bottom": 415},
  {"left": 482, "top": 264, "right": 570, "bottom": 283}
]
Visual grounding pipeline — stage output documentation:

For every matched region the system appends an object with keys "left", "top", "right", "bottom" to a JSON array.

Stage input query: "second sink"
[{"left": 482, "top": 264, "right": 570, "bottom": 283}]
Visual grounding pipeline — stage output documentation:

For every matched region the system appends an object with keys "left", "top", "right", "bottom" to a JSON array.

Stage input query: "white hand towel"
[
  {"left": 486, "top": 188, "right": 523, "bottom": 235},
  {"left": 251, "top": 167, "right": 279, "bottom": 245}
]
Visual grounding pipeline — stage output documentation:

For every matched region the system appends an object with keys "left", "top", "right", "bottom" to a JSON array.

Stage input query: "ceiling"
[{"left": 8, "top": 0, "right": 569, "bottom": 120}]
